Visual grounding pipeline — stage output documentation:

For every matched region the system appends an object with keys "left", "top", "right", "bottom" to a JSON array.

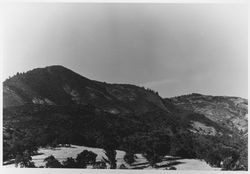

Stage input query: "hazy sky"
[{"left": 2, "top": 3, "right": 248, "bottom": 98}]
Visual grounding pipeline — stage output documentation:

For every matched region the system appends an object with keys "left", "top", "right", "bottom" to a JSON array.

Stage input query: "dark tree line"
[{"left": 3, "top": 104, "right": 248, "bottom": 170}]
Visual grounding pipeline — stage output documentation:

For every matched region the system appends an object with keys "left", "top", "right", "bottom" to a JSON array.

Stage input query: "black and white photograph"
[{"left": 1, "top": 1, "right": 248, "bottom": 172}]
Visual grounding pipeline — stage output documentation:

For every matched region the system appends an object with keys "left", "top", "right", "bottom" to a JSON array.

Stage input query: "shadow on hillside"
[
  {"left": 130, "top": 161, "right": 185, "bottom": 170},
  {"left": 130, "top": 162, "right": 149, "bottom": 167},
  {"left": 162, "top": 156, "right": 184, "bottom": 161},
  {"left": 131, "top": 164, "right": 150, "bottom": 169},
  {"left": 129, "top": 156, "right": 187, "bottom": 169},
  {"left": 155, "top": 161, "right": 184, "bottom": 169},
  {"left": 46, "top": 146, "right": 77, "bottom": 151},
  {"left": 58, "top": 145, "right": 77, "bottom": 148},
  {"left": 3, "top": 160, "right": 15, "bottom": 165},
  {"left": 33, "top": 152, "right": 44, "bottom": 156}
]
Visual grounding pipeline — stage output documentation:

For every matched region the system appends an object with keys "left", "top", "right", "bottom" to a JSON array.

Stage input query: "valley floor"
[{"left": 3, "top": 145, "right": 221, "bottom": 170}]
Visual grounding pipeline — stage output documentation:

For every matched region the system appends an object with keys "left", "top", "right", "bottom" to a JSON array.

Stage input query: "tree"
[
  {"left": 62, "top": 157, "right": 78, "bottom": 168},
  {"left": 124, "top": 152, "right": 136, "bottom": 165},
  {"left": 142, "top": 133, "right": 171, "bottom": 167},
  {"left": 119, "top": 164, "right": 127, "bottom": 169},
  {"left": 206, "top": 150, "right": 222, "bottom": 167},
  {"left": 97, "top": 132, "right": 119, "bottom": 169},
  {"left": 222, "top": 157, "right": 235, "bottom": 170},
  {"left": 168, "top": 166, "right": 177, "bottom": 170},
  {"left": 14, "top": 153, "right": 22, "bottom": 167},
  {"left": 93, "top": 161, "right": 107, "bottom": 169},
  {"left": 50, "top": 139, "right": 58, "bottom": 148},
  {"left": 76, "top": 150, "right": 97, "bottom": 168},
  {"left": 14, "top": 150, "right": 36, "bottom": 168},
  {"left": 238, "top": 146, "right": 248, "bottom": 170},
  {"left": 19, "top": 150, "right": 36, "bottom": 168},
  {"left": 44, "top": 155, "right": 62, "bottom": 168},
  {"left": 102, "top": 149, "right": 117, "bottom": 169},
  {"left": 143, "top": 150, "right": 161, "bottom": 167}
]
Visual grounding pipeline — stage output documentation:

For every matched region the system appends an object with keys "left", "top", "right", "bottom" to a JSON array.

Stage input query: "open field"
[{"left": 3, "top": 145, "right": 221, "bottom": 170}]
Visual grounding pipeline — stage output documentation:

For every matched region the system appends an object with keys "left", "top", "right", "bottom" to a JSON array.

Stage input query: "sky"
[{"left": 2, "top": 3, "right": 248, "bottom": 98}]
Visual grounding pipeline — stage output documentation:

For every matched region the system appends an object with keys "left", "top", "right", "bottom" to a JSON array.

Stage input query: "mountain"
[
  {"left": 3, "top": 65, "right": 248, "bottom": 170},
  {"left": 167, "top": 93, "right": 248, "bottom": 135},
  {"left": 3, "top": 65, "right": 167, "bottom": 115},
  {"left": 3, "top": 65, "right": 233, "bottom": 137}
]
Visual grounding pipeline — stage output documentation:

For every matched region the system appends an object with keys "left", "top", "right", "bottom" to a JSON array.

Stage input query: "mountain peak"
[
  {"left": 44, "top": 65, "right": 72, "bottom": 72},
  {"left": 29, "top": 65, "right": 74, "bottom": 75},
  {"left": 3, "top": 65, "right": 168, "bottom": 115}
]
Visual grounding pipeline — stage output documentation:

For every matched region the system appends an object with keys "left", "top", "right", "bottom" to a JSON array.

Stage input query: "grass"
[{"left": 3, "top": 144, "right": 221, "bottom": 170}]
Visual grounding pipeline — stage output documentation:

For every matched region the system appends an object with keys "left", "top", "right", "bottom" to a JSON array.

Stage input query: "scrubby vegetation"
[
  {"left": 43, "top": 150, "right": 99, "bottom": 168},
  {"left": 124, "top": 152, "right": 136, "bottom": 165},
  {"left": 44, "top": 155, "right": 63, "bottom": 168}
]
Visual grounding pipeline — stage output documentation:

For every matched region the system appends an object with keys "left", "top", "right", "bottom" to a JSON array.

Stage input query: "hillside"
[
  {"left": 3, "top": 65, "right": 248, "bottom": 170},
  {"left": 3, "top": 65, "right": 167, "bottom": 116},
  {"left": 168, "top": 93, "right": 248, "bottom": 135}
]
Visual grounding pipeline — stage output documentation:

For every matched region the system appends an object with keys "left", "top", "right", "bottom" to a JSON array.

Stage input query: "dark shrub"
[
  {"left": 142, "top": 133, "right": 171, "bottom": 167},
  {"left": 124, "top": 152, "right": 136, "bottom": 164},
  {"left": 62, "top": 157, "right": 78, "bottom": 168},
  {"left": 169, "top": 166, "right": 177, "bottom": 170},
  {"left": 143, "top": 150, "right": 161, "bottom": 167},
  {"left": 102, "top": 149, "right": 117, "bottom": 169},
  {"left": 93, "top": 161, "right": 107, "bottom": 169},
  {"left": 119, "top": 164, "right": 127, "bottom": 169},
  {"left": 44, "top": 155, "right": 62, "bottom": 168},
  {"left": 15, "top": 150, "right": 36, "bottom": 168},
  {"left": 76, "top": 150, "right": 97, "bottom": 168}
]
